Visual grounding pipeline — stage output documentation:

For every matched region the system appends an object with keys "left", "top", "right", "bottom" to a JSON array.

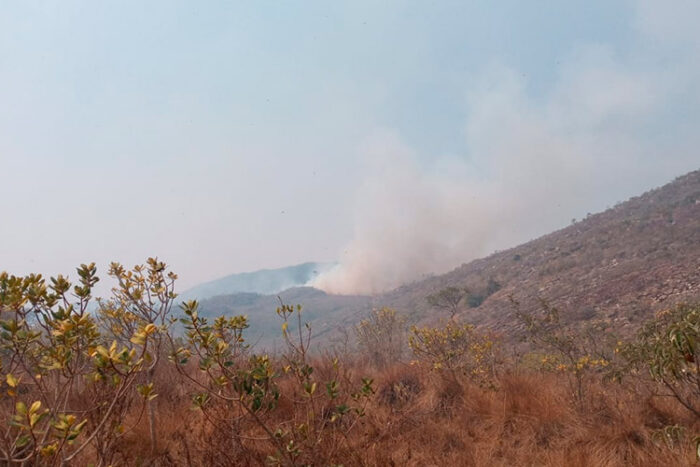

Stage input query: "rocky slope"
[{"left": 379, "top": 169, "right": 700, "bottom": 334}]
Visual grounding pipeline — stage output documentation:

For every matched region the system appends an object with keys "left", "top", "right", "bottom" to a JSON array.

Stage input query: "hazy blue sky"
[{"left": 1, "top": 1, "right": 699, "bottom": 294}]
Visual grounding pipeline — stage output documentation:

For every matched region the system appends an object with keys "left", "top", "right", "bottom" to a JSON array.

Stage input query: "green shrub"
[
  {"left": 0, "top": 259, "right": 173, "bottom": 465},
  {"left": 618, "top": 303, "right": 699, "bottom": 418},
  {"left": 173, "top": 300, "right": 375, "bottom": 466}
]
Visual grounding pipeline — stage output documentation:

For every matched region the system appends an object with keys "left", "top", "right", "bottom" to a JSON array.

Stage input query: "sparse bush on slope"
[
  {"left": 617, "top": 303, "right": 699, "bottom": 419},
  {"left": 355, "top": 307, "right": 406, "bottom": 368},
  {"left": 408, "top": 320, "right": 499, "bottom": 385},
  {"left": 514, "top": 298, "right": 617, "bottom": 402}
]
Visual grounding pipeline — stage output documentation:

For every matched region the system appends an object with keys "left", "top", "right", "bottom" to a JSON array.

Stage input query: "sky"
[{"left": 1, "top": 1, "right": 699, "bottom": 295}]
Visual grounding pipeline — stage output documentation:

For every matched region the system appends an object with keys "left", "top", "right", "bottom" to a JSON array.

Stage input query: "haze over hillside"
[
  {"left": 382, "top": 169, "right": 700, "bottom": 334},
  {"left": 195, "top": 169, "right": 700, "bottom": 344},
  {"left": 177, "top": 262, "right": 334, "bottom": 303},
  {"left": 5, "top": 2, "right": 700, "bottom": 295}
]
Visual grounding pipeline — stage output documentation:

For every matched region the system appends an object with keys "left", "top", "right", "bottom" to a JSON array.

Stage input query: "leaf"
[
  {"left": 29, "top": 400, "right": 42, "bottom": 414},
  {"left": 74, "top": 419, "right": 88, "bottom": 432},
  {"left": 304, "top": 382, "right": 317, "bottom": 396},
  {"left": 6, "top": 373, "right": 18, "bottom": 388},
  {"left": 30, "top": 412, "right": 47, "bottom": 428},
  {"left": 40, "top": 442, "right": 58, "bottom": 457},
  {"left": 94, "top": 345, "right": 109, "bottom": 358},
  {"left": 130, "top": 334, "right": 145, "bottom": 345},
  {"left": 15, "top": 435, "right": 31, "bottom": 448}
]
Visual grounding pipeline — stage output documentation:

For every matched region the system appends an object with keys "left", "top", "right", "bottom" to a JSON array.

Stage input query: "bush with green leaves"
[
  {"left": 0, "top": 261, "right": 169, "bottom": 465},
  {"left": 617, "top": 303, "right": 699, "bottom": 418},
  {"left": 97, "top": 258, "right": 178, "bottom": 454},
  {"left": 172, "top": 300, "right": 375, "bottom": 466}
]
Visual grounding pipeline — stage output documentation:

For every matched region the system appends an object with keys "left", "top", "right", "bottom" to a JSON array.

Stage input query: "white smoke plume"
[{"left": 314, "top": 12, "right": 700, "bottom": 295}]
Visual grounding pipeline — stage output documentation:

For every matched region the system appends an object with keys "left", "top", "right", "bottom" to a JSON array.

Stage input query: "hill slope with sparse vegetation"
[
  {"left": 196, "top": 169, "right": 700, "bottom": 343},
  {"left": 381, "top": 169, "right": 700, "bottom": 333}
]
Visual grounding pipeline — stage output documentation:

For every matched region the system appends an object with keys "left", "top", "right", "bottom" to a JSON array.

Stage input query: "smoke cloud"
[{"left": 314, "top": 10, "right": 700, "bottom": 295}]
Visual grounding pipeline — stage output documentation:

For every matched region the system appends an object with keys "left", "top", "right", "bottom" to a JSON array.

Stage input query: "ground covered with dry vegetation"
[{"left": 1, "top": 259, "right": 698, "bottom": 466}]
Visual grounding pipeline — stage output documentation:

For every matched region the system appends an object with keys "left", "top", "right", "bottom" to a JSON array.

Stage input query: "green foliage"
[
  {"left": 467, "top": 278, "right": 501, "bottom": 309},
  {"left": 617, "top": 303, "right": 699, "bottom": 418},
  {"left": 516, "top": 300, "right": 699, "bottom": 458},
  {"left": 485, "top": 278, "right": 501, "bottom": 296},
  {"left": 174, "top": 300, "right": 375, "bottom": 466},
  {"left": 98, "top": 258, "right": 178, "bottom": 454},
  {"left": 0, "top": 260, "right": 170, "bottom": 465},
  {"left": 354, "top": 307, "right": 406, "bottom": 368}
]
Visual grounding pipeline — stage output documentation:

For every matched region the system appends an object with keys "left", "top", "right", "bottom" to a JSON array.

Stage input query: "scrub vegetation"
[{"left": 0, "top": 258, "right": 698, "bottom": 466}]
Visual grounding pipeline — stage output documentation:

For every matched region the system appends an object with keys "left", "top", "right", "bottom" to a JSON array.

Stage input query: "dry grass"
[{"left": 68, "top": 358, "right": 698, "bottom": 466}]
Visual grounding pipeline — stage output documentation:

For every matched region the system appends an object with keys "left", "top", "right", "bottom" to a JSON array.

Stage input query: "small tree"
[
  {"left": 97, "top": 258, "right": 178, "bottom": 454},
  {"left": 427, "top": 287, "right": 468, "bottom": 320},
  {"left": 0, "top": 263, "right": 161, "bottom": 465},
  {"left": 354, "top": 307, "right": 406, "bottom": 368},
  {"left": 618, "top": 303, "right": 699, "bottom": 418},
  {"left": 514, "top": 299, "right": 614, "bottom": 402},
  {"left": 408, "top": 321, "right": 497, "bottom": 383}
]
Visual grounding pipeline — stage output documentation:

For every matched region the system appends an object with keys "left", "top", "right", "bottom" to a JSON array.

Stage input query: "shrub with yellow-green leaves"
[
  {"left": 515, "top": 299, "right": 616, "bottom": 401},
  {"left": 97, "top": 258, "right": 178, "bottom": 454},
  {"left": 536, "top": 353, "right": 610, "bottom": 375},
  {"left": 617, "top": 303, "right": 699, "bottom": 419},
  {"left": 172, "top": 300, "right": 375, "bottom": 466},
  {"left": 0, "top": 261, "right": 166, "bottom": 466},
  {"left": 408, "top": 320, "right": 498, "bottom": 383}
]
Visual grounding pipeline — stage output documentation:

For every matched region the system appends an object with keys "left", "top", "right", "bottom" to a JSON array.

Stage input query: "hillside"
[
  {"left": 380, "top": 169, "right": 700, "bottom": 334},
  {"left": 195, "top": 287, "right": 372, "bottom": 347},
  {"left": 196, "top": 169, "right": 700, "bottom": 343},
  {"left": 177, "top": 261, "right": 334, "bottom": 302}
]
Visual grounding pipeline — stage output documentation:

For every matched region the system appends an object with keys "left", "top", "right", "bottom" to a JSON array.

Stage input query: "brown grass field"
[{"left": 69, "top": 354, "right": 697, "bottom": 466}]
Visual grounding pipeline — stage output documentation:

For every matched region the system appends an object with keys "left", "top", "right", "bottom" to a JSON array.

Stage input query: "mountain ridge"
[{"left": 178, "top": 261, "right": 335, "bottom": 303}]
